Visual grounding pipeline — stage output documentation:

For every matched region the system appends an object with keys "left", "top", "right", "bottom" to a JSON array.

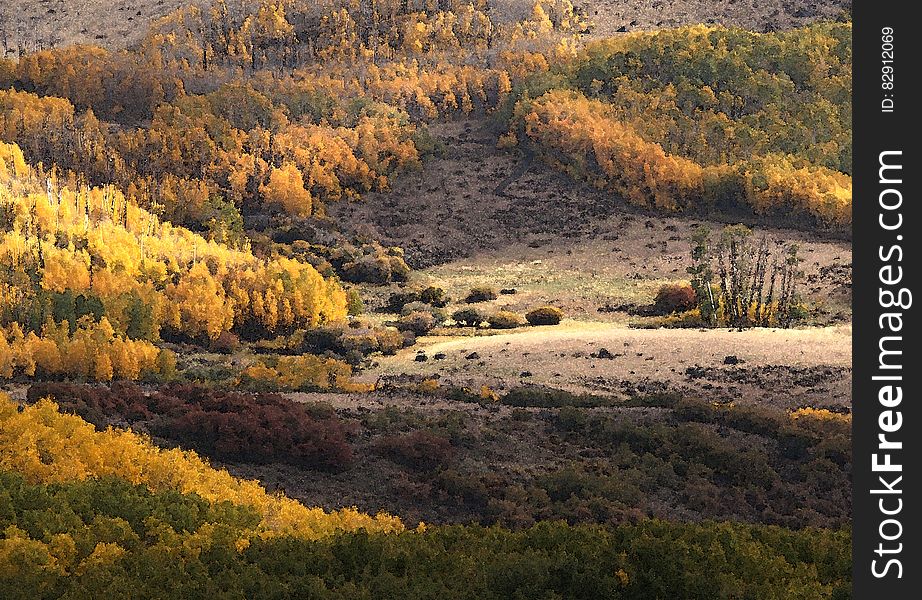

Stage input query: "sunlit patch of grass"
[{"left": 421, "top": 261, "right": 673, "bottom": 316}]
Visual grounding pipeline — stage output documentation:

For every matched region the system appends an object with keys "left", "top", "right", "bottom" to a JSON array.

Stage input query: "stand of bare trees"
[{"left": 687, "top": 225, "right": 803, "bottom": 328}]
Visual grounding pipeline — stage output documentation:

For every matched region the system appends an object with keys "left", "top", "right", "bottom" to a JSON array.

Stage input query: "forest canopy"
[
  {"left": 505, "top": 22, "right": 852, "bottom": 226},
  {"left": 0, "top": 3, "right": 851, "bottom": 234},
  {"left": 0, "top": 395, "right": 850, "bottom": 600}
]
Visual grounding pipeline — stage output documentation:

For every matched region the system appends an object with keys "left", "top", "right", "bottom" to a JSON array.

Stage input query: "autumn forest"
[{"left": 0, "top": 0, "right": 852, "bottom": 597}]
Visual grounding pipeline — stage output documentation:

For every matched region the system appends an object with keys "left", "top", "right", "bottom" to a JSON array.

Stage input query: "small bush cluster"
[
  {"left": 464, "top": 286, "right": 498, "bottom": 303},
  {"left": 296, "top": 324, "right": 405, "bottom": 362},
  {"left": 237, "top": 355, "right": 360, "bottom": 392},
  {"left": 525, "top": 306, "right": 563, "bottom": 325},
  {"left": 395, "top": 311, "right": 438, "bottom": 335},
  {"left": 386, "top": 286, "right": 449, "bottom": 312},
  {"left": 209, "top": 330, "right": 242, "bottom": 354},
  {"left": 451, "top": 308, "right": 484, "bottom": 327},
  {"left": 419, "top": 286, "right": 449, "bottom": 307},
  {"left": 331, "top": 243, "right": 410, "bottom": 285},
  {"left": 502, "top": 385, "right": 614, "bottom": 408},
  {"left": 487, "top": 311, "right": 526, "bottom": 329},
  {"left": 27, "top": 382, "right": 355, "bottom": 470},
  {"left": 377, "top": 389, "right": 849, "bottom": 530},
  {"left": 631, "top": 309, "right": 708, "bottom": 329}
]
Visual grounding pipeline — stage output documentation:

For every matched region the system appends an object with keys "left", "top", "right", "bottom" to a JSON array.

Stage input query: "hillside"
[
  {"left": 1, "top": 0, "right": 191, "bottom": 52},
  {"left": 3, "top": 0, "right": 851, "bottom": 53}
]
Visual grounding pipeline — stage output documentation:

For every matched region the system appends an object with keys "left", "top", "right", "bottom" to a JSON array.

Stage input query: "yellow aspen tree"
[
  {"left": 259, "top": 162, "right": 313, "bottom": 217},
  {"left": 94, "top": 351, "right": 114, "bottom": 382},
  {"left": 0, "top": 335, "right": 14, "bottom": 379}
]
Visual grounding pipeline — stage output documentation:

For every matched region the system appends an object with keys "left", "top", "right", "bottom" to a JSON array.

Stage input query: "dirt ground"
[
  {"left": 575, "top": 0, "right": 850, "bottom": 36},
  {"left": 1, "top": 0, "right": 190, "bottom": 53},
  {"left": 356, "top": 321, "right": 852, "bottom": 409}
]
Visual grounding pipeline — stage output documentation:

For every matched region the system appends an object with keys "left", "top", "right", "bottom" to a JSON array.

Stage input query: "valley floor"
[
  {"left": 358, "top": 320, "right": 852, "bottom": 408},
  {"left": 332, "top": 119, "right": 852, "bottom": 411}
]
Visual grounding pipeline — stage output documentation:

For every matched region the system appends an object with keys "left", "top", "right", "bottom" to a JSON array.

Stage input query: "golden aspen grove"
[{"left": 0, "top": 0, "right": 853, "bottom": 597}]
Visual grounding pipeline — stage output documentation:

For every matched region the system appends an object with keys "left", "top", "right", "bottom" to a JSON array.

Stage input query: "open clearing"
[
  {"left": 357, "top": 321, "right": 851, "bottom": 409},
  {"left": 333, "top": 118, "right": 852, "bottom": 412},
  {"left": 337, "top": 120, "right": 852, "bottom": 323}
]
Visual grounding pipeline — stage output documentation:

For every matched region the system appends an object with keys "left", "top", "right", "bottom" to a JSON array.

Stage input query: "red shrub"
[
  {"left": 653, "top": 283, "right": 697, "bottom": 314},
  {"left": 28, "top": 382, "right": 354, "bottom": 471},
  {"left": 28, "top": 382, "right": 152, "bottom": 424}
]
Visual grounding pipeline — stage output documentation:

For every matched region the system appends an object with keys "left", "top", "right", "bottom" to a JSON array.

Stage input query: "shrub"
[
  {"left": 487, "top": 311, "right": 526, "bottom": 329},
  {"left": 555, "top": 406, "right": 589, "bottom": 431},
  {"left": 342, "top": 256, "right": 393, "bottom": 284},
  {"left": 465, "top": 286, "right": 498, "bottom": 303},
  {"left": 400, "top": 329, "right": 417, "bottom": 347},
  {"left": 27, "top": 381, "right": 151, "bottom": 425},
  {"left": 673, "top": 397, "right": 717, "bottom": 422},
  {"left": 336, "top": 243, "right": 411, "bottom": 285},
  {"left": 419, "top": 286, "right": 449, "bottom": 307},
  {"left": 386, "top": 287, "right": 448, "bottom": 314},
  {"left": 388, "top": 256, "right": 411, "bottom": 282},
  {"left": 346, "top": 288, "right": 364, "bottom": 316},
  {"left": 298, "top": 326, "right": 343, "bottom": 354},
  {"left": 298, "top": 325, "right": 405, "bottom": 358},
  {"left": 162, "top": 388, "right": 354, "bottom": 470},
  {"left": 339, "top": 332, "right": 380, "bottom": 356},
  {"left": 653, "top": 283, "right": 697, "bottom": 315},
  {"left": 386, "top": 290, "right": 421, "bottom": 312},
  {"left": 399, "top": 301, "right": 431, "bottom": 316},
  {"left": 400, "top": 302, "right": 447, "bottom": 328},
  {"left": 525, "top": 306, "right": 563, "bottom": 325},
  {"left": 210, "top": 331, "right": 241, "bottom": 354},
  {"left": 376, "top": 431, "right": 455, "bottom": 471},
  {"left": 632, "top": 309, "right": 707, "bottom": 329},
  {"left": 396, "top": 311, "right": 437, "bottom": 335},
  {"left": 374, "top": 328, "right": 404, "bottom": 355},
  {"left": 452, "top": 308, "right": 484, "bottom": 327},
  {"left": 239, "top": 355, "right": 355, "bottom": 392},
  {"left": 28, "top": 382, "right": 355, "bottom": 471},
  {"left": 502, "top": 385, "right": 612, "bottom": 408}
]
